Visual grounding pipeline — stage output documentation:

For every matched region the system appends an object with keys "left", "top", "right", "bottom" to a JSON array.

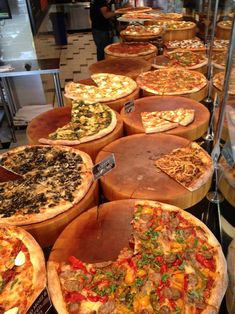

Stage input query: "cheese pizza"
[
  {"left": 141, "top": 108, "right": 195, "bottom": 133},
  {"left": 213, "top": 71, "right": 235, "bottom": 95},
  {"left": 120, "top": 25, "right": 163, "bottom": 38},
  {"left": 164, "top": 38, "right": 206, "bottom": 52},
  {"left": 136, "top": 68, "right": 207, "bottom": 96},
  {"left": 0, "top": 145, "right": 93, "bottom": 225},
  {"left": 150, "top": 20, "right": 196, "bottom": 31},
  {"left": 212, "top": 51, "right": 227, "bottom": 70},
  {"left": 0, "top": 224, "right": 46, "bottom": 314},
  {"left": 48, "top": 200, "right": 227, "bottom": 314},
  {"left": 115, "top": 6, "right": 152, "bottom": 14},
  {"left": 64, "top": 73, "right": 137, "bottom": 103},
  {"left": 39, "top": 100, "right": 117, "bottom": 145},
  {"left": 155, "top": 142, "right": 213, "bottom": 191}
]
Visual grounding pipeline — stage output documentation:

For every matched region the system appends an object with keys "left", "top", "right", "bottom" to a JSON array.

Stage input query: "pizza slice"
[
  {"left": 157, "top": 108, "right": 195, "bottom": 126},
  {"left": 155, "top": 142, "right": 213, "bottom": 191},
  {"left": 141, "top": 112, "right": 178, "bottom": 133}
]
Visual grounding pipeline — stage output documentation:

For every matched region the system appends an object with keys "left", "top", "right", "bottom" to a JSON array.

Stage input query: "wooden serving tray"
[
  {"left": 120, "top": 96, "right": 210, "bottom": 141},
  {"left": 216, "top": 24, "right": 231, "bottom": 40},
  {"left": 96, "top": 133, "right": 212, "bottom": 209},
  {"left": 142, "top": 83, "right": 208, "bottom": 102},
  {"left": 219, "top": 176, "right": 235, "bottom": 207},
  {"left": 64, "top": 78, "right": 140, "bottom": 113},
  {"left": 48, "top": 200, "right": 136, "bottom": 264},
  {"left": 213, "top": 100, "right": 235, "bottom": 141},
  {"left": 89, "top": 58, "right": 152, "bottom": 80},
  {"left": 22, "top": 181, "right": 98, "bottom": 248},
  {"left": 26, "top": 106, "right": 124, "bottom": 162},
  {"left": 105, "top": 51, "right": 156, "bottom": 63}
]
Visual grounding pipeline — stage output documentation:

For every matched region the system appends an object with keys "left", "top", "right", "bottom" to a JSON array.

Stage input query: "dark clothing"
[
  {"left": 90, "top": 0, "right": 115, "bottom": 60},
  {"left": 90, "top": 0, "right": 112, "bottom": 31},
  {"left": 92, "top": 29, "right": 112, "bottom": 60}
]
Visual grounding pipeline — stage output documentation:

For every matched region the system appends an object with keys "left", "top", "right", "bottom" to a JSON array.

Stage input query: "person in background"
[{"left": 90, "top": 0, "right": 117, "bottom": 61}]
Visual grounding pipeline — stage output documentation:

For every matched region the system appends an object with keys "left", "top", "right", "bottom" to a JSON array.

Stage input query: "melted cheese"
[
  {"left": 79, "top": 301, "right": 102, "bottom": 313},
  {"left": 14, "top": 251, "right": 26, "bottom": 266},
  {"left": 4, "top": 307, "right": 19, "bottom": 314}
]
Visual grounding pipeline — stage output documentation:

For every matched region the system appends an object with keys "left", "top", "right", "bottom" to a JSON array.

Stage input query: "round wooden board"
[
  {"left": 105, "top": 51, "right": 156, "bottom": 63},
  {"left": 89, "top": 58, "right": 152, "bottom": 80},
  {"left": 120, "top": 96, "right": 210, "bottom": 140},
  {"left": 64, "top": 78, "right": 140, "bottom": 113},
  {"left": 120, "top": 34, "right": 161, "bottom": 42},
  {"left": 213, "top": 100, "right": 235, "bottom": 141},
  {"left": 219, "top": 176, "right": 235, "bottom": 208},
  {"left": 95, "top": 134, "right": 212, "bottom": 209},
  {"left": 26, "top": 106, "right": 124, "bottom": 162},
  {"left": 142, "top": 84, "right": 208, "bottom": 102},
  {"left": 23, "top": 181, "right": 99, "bottom": 248},
  {"left": 216, "top": 24, "right": 231, "bottom": 39},
  {"left": 48, "top": 199, "right": 137, "bottom": 264}
]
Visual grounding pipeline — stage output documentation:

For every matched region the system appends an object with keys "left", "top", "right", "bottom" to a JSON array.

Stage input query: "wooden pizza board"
[
  {"left": 219, "top": 176, "right": 235, "bottom": 208},
  {"left": 213, "top": 100, "right": 235, "bottom": 141},
  {"left": 23, "top": 181, "right": 99, "bottom": 248},
  {"left": 89, "top": 58, "right": 152, "bottom": 80},
  {"left": 105, "top": 51, "right": 156, "bottom": 63},
  {"left": 95, "top": 133, "right": 212, "bottom": 209},
  {"left": 64, "top": 78, "right": 140, "bottom": 113},
  {"left": 216, "top": 24, "right": 231, "bottom": 40},
  {"left": 120, "top": 33, "right": 162, "bottom": 43},
  {"left": 120, "top": 96, "right": 210, "bottom": 141},
  {"left": 26, "top": 106, "right": 124, "bottom": 162},
  {"left": 48, "top": 200, "right": 136, "bottom": 264},
  {"left": 153, "top": 55, "right": 208, "bottom": 75},
  {"left": 142, "top": 83, "right": 208, "bottom": 103}
]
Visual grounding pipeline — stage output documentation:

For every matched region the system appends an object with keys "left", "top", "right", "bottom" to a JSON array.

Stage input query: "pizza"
[
  {"left": 155, "top": 142, "right": 213, "bottom": 191},
  {"left": 212, "top": 51, "right": 227, "bottom": 70},
  {"left": 136, "top": 68, "right": 207, "bottom": 96},
  {"left": 115, "top": 6, "right": 152, "bottom": 14},
  {"left": 48, "top": 199, "right": 228, "bottom": 314},
  {"left": 164, "top": 38, "right": 206, "bottom": 52},
  {"left": 217, "top": 20, "right": 232, "bottom": 29},
  {"left": 120, "top": 12, "right": 159, "bottom": 21},
  {"left": 104, "top": 42, "right": 157, "bottom": 58},
  {"left": 64, "top": 73, "right": 137, "bottom": 103},
  {"left": 39, "top": 100, "right": 117, "bottom": 145},
  {"left": 0, "top": 145, "right": 93, "bottom": 225},
  {"left": 151, "top": 12, "right": 183, "bottom": 20},
  {"left": 120, "top": 25, "right": 163, "bottom": 38},
  {"left": 141, "top": 108, "right": 195, "bottom": 133},
  {"left": 149, "top": 20, "right": 196, "bottom": 31},
  {"left": 0, "top": 224, "right": 46, "bottom": 313},
  {"left": 220, "top": 155, "right": 235, "bottom": 189},
  {"left": 213, "top": 71, "right": 235, "bottom": 95},
  {"left": 213, "top": 39, "right": 229, "bottom": 52},
  {"left": 153, "top": 50, "right": 208, "bottom": 70}
]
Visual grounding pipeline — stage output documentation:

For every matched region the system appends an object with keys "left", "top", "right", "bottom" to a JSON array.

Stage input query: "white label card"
[
  {"left": 92, "top": 154, "right": 116, "bottom": 180},
  {"left": 26, "top": 287, "right": 52, "bottom": 314}
]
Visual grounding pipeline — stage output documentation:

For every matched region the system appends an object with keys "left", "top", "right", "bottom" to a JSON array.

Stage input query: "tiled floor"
[{"left": 1, "top": 31, "right": 97, "bottom": 149}]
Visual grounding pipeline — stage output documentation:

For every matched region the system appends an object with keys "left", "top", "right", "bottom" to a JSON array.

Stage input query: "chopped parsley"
[{"left": 161, "top": 272, "right": 170, "bottom": 282}]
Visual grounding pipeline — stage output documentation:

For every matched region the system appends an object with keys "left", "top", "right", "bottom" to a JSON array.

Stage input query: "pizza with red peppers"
[{"left": 48, "top": 200, "right": 227, "bottom": 314}]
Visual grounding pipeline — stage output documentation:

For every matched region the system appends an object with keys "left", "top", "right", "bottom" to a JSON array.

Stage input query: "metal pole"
[{"left": 214, "top": 16, "right": 235, "bottom": 147}]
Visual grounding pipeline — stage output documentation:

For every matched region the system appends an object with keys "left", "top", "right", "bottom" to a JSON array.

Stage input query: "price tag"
[
  {"left": 92, "top": 154, "right": 116, "bottom": 181},
  {"left": 222, "top": 140, "right": 235, "bottom": 168},
  {"left": 27, "top": 287, "right": 52, "bottom": 314},
  {"left": 124, "top": 100, "right": 135, "bottom": 114}
]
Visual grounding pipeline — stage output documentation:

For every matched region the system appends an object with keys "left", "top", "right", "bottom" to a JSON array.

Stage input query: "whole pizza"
[
  {"left": 120, "top": 12, "right": 159, "bottom": 21},
  {"left": 0, "top": 145, "right": 93, "bottom": 225},
  {"left": 220, "top": 155, "right": 235, "bottom": 189},
  {"left": 120, "top": 25, "right": 163, "bottom": 38},
  {"left": 217, "top": 20, "right": 232, "bottom": 29},
  {"left": 48, "top": 199, "right": 228, "bottom": 314},
  {"left": 39, "top": 100, "right": 117, "bottom": 145},
  {"left": 115, "top": 6, "right": 152, "bottom": 14},
  {"left": 0, "top": 224, "right": 46, "bottom": 313},
  {"left": 64, "top": 73, "right": 137, "bottom": 103},
  {"left": 213, "top": 71, "right": 235, "bottom": 95},
  {"left": 213, "top": 39, "right": 229, "bottom": 52},
  {"left": 153, "top": 50, "right": 208, "bottom": 70},
  {"left": 150, "top": 20, "right": 196, "bottom": 31},
  {"left": 104, "top": 42, "right": 157, "bottom": 58},
  {"left": 164, "top": 38, "right": 206, "bottom": 52},
  {"left": 136, "top": 68, "right": 207, "bottom": 96}
]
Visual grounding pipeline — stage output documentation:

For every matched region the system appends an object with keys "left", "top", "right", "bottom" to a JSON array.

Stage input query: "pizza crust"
[
  {"left": 104, "top": 42, "right": 157, "bottom": 58},
  {"left": 47, "top": 261, "right": 69, "bottom": 314}
]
